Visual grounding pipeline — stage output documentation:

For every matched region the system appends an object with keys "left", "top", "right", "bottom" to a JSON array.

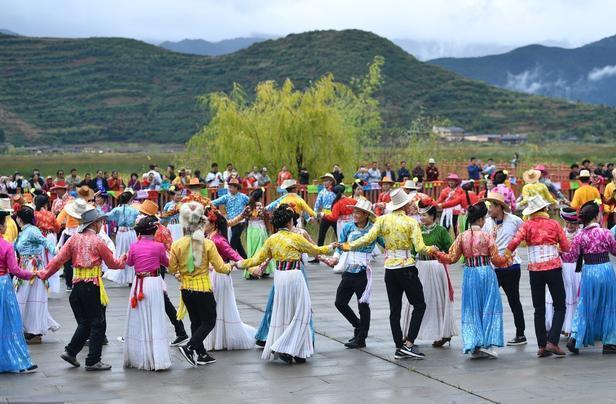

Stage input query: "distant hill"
[
  {"left": 0, "top": 29, "right": 19, "bottom": 36},
  {"left": 159, "top": 37, "right": 270, "bottom": 56},
  {"left": 1, "top": 29, "right": 616, "bottom": 146},
  {"left": 430, "top": 35, "right": 616, "bottom": 106}
]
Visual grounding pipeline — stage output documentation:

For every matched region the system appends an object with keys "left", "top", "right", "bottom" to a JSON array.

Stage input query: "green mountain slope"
[{"left": 1, "top": 29, "right": 615, "bottom": 145}]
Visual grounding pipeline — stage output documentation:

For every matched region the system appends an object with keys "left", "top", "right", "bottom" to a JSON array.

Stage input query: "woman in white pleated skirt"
[{"left": 104, "top": 192, "right": 139, "bottom": 285}]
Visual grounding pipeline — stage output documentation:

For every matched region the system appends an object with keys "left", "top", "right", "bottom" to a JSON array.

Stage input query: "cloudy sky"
[{"left": 2, "top": 0, "right": 616, "bottom": 46}]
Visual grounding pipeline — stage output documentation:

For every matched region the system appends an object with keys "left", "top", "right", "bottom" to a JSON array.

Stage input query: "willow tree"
[{"left": 185, "top": 57, "right": 384, "bottom": 177}]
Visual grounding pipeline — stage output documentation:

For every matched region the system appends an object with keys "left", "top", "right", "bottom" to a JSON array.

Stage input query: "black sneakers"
[
  {"left": 19, "top": 364, "right": 38, "bottom": 374},
  {"left": 344, "top": 339, "right": 366, "bottom": 349},
  {"left": 170, "top": 335, "right": 189, "bottom": 347},
  {"left": 255, "top": 340, "right": 266, "bottom": 348},
  {"left": 567, "top": 338, "right": 579, "bottom": 354},
  {"left": 196, "top": 353, "right": 216, "bottom": 365},
  {"left": 507, "top": 336, "right": 527, "bottom": 346},
  {"left": 400, "top": 344, "right": 425, "bottom": 359},
  {"left": 178, "top": 345, "right": 197, "bottom": 366}
]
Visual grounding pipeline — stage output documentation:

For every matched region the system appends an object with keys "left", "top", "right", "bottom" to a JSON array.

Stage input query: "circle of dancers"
[{"left": 1, "top": 168, "right": 615, "bottom": 374}]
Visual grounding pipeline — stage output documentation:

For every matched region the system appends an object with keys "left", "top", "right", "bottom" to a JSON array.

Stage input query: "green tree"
[{"left": 185, "top": 58, "right": 384, "bottom": 177}]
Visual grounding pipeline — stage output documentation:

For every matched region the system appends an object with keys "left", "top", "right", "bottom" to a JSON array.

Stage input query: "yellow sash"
[
  {"left": 74, "top": 266, "right": 109, "bottom": 306},
  {"left": 176, "top": 273, "right": 211, "bottom": 320}
]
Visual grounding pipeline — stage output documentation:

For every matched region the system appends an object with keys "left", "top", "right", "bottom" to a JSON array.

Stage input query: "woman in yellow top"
[
  {"left": 236, "top": 204, "right": 334, "bottom": 364},
  {"left": 519, "top": 169, "right": 557, "bottom": 210},
  {"left": 604, "top": 168, "right": 616, "bottom": 229},
  {"left": 168, "top": 201, "right": 233, "bottom": 367}
]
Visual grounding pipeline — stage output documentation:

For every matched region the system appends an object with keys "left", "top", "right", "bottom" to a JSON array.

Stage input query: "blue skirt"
[
  {"left": 255, "top": 265, "right": 314, "bottom": 343},
  {"left": 0, "top": 275, "right": 33, "bottom": 373},
  {"left": 460, "top": 265, "right": 504, "bottom": 353},
  {"left": 572, "top": 262, "right": 616, "bottom": 348}
]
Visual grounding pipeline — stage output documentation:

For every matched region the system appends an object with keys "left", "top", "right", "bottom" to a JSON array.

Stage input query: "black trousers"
[
  {"left": 62, "top": 233, "right": 73, "bottom": 287},
  {"left": 160, "top": 268, "right": 187, "bottom": 338},
  {"left": 384, "top": 266, "right": 426, "bottom": 348},
  {"left": 182, "top": 290, "right": 217, "bottom": 355},
  {"left": 230, "top": 224, "right": 247, "bottom": 258},
  {"left": 335, "top": 271, "right": 370, "bottom": 339},
  {"left": 529, "top": 268, "right": 566, "bottom": 347},
  {"left": 608, "top": 212, "right": 615, "bottom": 230},
  {"left": 495, "top": 265, "right": 526, "bottom": 337},
  {"left": 443, "top": 214, "right": 459, "bottom": 236},
  {"left": 66, "top": 282, "right": 106, "bottom": 366},
  {"left": 317, "top": 219, "right": 337, "bottom": 246}
]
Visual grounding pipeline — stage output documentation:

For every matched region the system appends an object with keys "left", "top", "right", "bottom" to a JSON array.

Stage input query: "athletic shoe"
[
  {"left": 60, "top": 351, "right": 80, "bottom": 367},
  {"left": 400, "top": 344, "right": 425, "bottom": 359},
  {"left": 566, "top": 338, "right": 579, "bottom": 354},
  {"left": 602, "top": 344, "right": 616, "bottom": 354},
  {"left": 117, "top": 336, "right": 125, "bottom": 343},
  {"left": 19, "top": 364, "right": 38, "bottom": 374},
  {"left": 66, "top": 286, "right": 72, "bottom": 292},
  {"left": 479, "top": 347, "right": 498, "bottom": 359},
  {"left": 278, "top": 353, "right": 293, "bottom": 364},
  {"left": 196, "top": 353, "right": 216, "bottom": 365},
  {"left": 85, "top": 362, "right": 112, "bottom": 371},
  {"left": 507, "top": 336, "right": 527, "bottom": 346},
  {"left": 344, "top": 339, "right": 366, "bottom": 349},
  {"left": 178, "top": 346, "right": 197, "bottom": 367},
  {"left": 170, "top": 335, "right": 189, "bottom": 347},
  {"left": 394, "top": 349, "right": 407, "bottom": 360},
  {"left": 470, "top": 349, "right": 487, "bottom": 359}
]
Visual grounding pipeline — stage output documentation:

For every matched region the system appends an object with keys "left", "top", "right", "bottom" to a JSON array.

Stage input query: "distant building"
[
  {"left": 432, "top": 126, "right": 466, "bottom": 141},
  {"left": 464, "top": 133, "right": 528, "bottom": 144}
]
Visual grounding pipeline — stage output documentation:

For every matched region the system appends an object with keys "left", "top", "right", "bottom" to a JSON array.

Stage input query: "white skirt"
[
  {"left": 205, "top": 270, "right": 255, "bottom": 351},
  {"left": 546, "top": 261, "right": 580, "bottom": 333},
  {"left": 104, "top": 229, "right": 136, "bottom": 285},
  {"left": 402, "top": 260, "right": 458, "bottom": 341},
  {"left": 263, "top": 269, "right": 313, "bottom": 360},
  {"left": 41, "top": 233, "right": 61, "bottom": 295},
  {"left": 98, "top": 229, "right": 116, "bottom": 274},
  {"left": 16, "top": 276, "right": 60, "bottom": 335},
  {"left": 123, "top": 276, "right": 171, "bottom": 370},
  {"left": 168, "top": 223, "right": 183, "bottom": 242}
]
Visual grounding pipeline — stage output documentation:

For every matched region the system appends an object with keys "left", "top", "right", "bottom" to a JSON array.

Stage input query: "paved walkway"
[{"left": 2, "top": 253, "right": 615, "bottom": 404}]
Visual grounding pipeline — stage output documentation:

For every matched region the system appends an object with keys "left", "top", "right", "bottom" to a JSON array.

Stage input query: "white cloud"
[{"left": 588, "top": 65, "right": 616, "bottom": 81}]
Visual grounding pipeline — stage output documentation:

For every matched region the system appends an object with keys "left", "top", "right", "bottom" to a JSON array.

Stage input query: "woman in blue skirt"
[
  {"left": 436, "top": 202, "right": 510, "bottom": 359},
  {"left": 564, "top": 201, "right": 616, "bottom": 355},
  {"left": 0, "top": 211, "right": 38, "bottom": 373}
]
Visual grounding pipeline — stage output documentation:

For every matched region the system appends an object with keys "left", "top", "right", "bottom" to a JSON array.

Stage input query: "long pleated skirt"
[
  {"left": 245, "top": 222, "right": 275, "bottom": 278},
  {"left": 0, "top": 275, "right": 33, "bottom": 373},
  {"left": 571, "top": 262, "right": 616, "bottom": 348},
  {"left": 15, "top": 256, "right": 60, "bottom": 335},
  {"left": 262, "top": 269, "right": 313, "bottom": 360},
  {"left": 123, "top": 276, "right": 171, "bottom": 370},
  {"left": 41, "top": 233, "right": 61, "bottom": 295},
  {"left": 205, "top": 270, "right": 255, "bottom": 351},
  {"left": 460, "top": 264, "right": 504, "bottom": 354},
  {"left": 402, "top": 260, "right": 458, "bottom": 341},
  {"left": 104, "top": 229, "right": 136, "bottom": 285},
  {"left": 546, "top": 261, "right": 580, "bottom": 333}
]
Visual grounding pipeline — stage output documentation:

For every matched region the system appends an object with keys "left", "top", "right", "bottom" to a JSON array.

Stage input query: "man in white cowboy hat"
[
  {"left": 505, "top": 195, "right": 570, "bottom": 358},
  {"left": 341, "top": 188, "right": 437, "bottom": 360},
  {"left": 311, "top": 173, "right": 338, "bottom": 262},
  {"left": 481, "top": 191, "right": 527, "bottom": 346},
  {"left": 212, "top": 177, "right": 250, "bottom": 257},
  {"left": 39, "top": 207, "right": 127, "bottom": 371},
  {"left": 324, "top": 198, "right": 384, "bottom": 349},
  {"left": 571, "top": 169, "right": 601, "bottom": 210},
  {"left": 266, "top": 179, "right": 316, "bottom": 223},
  {"left": 0, "top": 198, "right": 18, "bottom": 243},
  {"left": 56, "top": 198, "right": 91, "bottom": 291}
]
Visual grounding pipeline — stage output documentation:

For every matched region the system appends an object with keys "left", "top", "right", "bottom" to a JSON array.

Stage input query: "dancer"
[
  {"left": 0, "top": 212, "right": 38, "bottom": 373},
  {"left": 104, "top": 190, "right": 139, "bottom": 285},
  {"left": 402, "top": 198, "right": 458, "bottom": 348},
  {"left": 245, "top": 188, "right": 275, "bottom": 279},
  {"left": 14, "top": 205, "right": 59, "bottom": 344},
  {"left": 519, "top": 169, "right": 557, "bottom": 210},
  {"left": 437, "top": 174, "right": 463, "bottom": 236},
  {"left": 544, "top": 207, "right": 581, "bottom": 337},
  {"left": 0, "top": 198, "right": 18, "bottom": 243},
  {"left": 563, "top": 201, "right": 616, "bottom": 354},
  {"left": 436, "top": 202, "right": 508, "bottom": 359},
  {"left": 506, "top": 195, "right": 570, "bottom": 357},
  {"left": 39, "top": 208, "right": 127, "bottom": 371},
  {"left": 33, "top": 194, "right": 62, "bottom": 295},
  {"left": 438, "top": 180, "right": 479, "bottom": 236},
  {"left": 123, "top": 216, "right": 171, "bottom": 370},
  {"left": 56, "top": 198, "right": 89, "bottom": 291},
  {"left": 322, "top": 184, "right": 357, "bottom": 238},
  {"left": 161, "top": 187, "right": 183, "bottom": 241},
  {"left": 212, "top": 178, "right": 250, "bottom": 258},
  {"left": 203, "top": 205, "right": 257, "bottom": 351},
  {"left": 312, "top": 173, "right": 337, "bottom": 262},
  {"left": 570, "top": 169, "right": 601, "bottom": 210},
  {"left": 169, "top": 202, "right": 232, "bottom": 367},
  {"left": 481, "top": 191, "right": 527, "bottom": 346},
  {"left": 324, "top": 199, "right": 383, "bottom": 349},
  {"left": 603, "top": 168, "right": 616, "bottom": 229},
  {"left": 491, "top": 170, "right": 516, "bottom": 212},
  {"left": 236, "top": 204, "right": 335, "bottom": 364},
  {"left": 374, "top": 176, "right": 394, "bottom": 216},
  {"left": 342, "top": 188, "right": 435, "bottom": 360},
  {"left": 272, "top": 179, "right": 317, "bottom": 220}
]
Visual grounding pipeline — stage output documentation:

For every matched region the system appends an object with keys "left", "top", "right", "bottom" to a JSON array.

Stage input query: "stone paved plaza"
[{"left": 2, "top": 253, "right": 616, "bottom": 404}]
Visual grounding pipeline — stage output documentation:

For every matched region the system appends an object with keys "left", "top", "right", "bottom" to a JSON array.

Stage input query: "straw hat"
[
  {"left": 77, "top": 208, "right": 105, "bottom": 233},
  {"left": 403, "top": 180, "right": 419, "bottom": 190},
  {"left": 522, "top": 195, "right": 551, "bottom": 216},
  {"left": 77, "top": 185, "right": 95, "bottom": 201},
  {"left": 380, "top": 176, "right": 394, "bottom": 184},
  {"left": 522, "top": 169, "right": 541, "bottom": 184},
  {"left": 320, "top": 173, "right": 336, "bottom": 183},
  {"left": 189, "top": 178, "right": 205, "bottom": 188},
  {"left": 578, "top": 169, "right": 591, "bottom": 178},
  {"left": 64, "top": 199, "right": 90, "bottom": 219},
  {"left": 351, "top": 198, "right": 375, "bottom": 217},
  {"left": 428, "top": 158, "right": 436, "bottom": 164},
  {"left": 480, "top": 191, "right": 510, "bottom": 212},
  {"left": 138, "top": 199, "right": 159, "bottom": 217},
  {"left": 386, "top": 188, "right": 412, "bottom": 211},
  {"left": 445, "top": 173, "right": 460, "bottom": 182},
  {"left": 280, "top": 179, "right": 297, "bottom": 190},
  {"left": 0, "top": 198, "right": 13, "bottom": 213}
]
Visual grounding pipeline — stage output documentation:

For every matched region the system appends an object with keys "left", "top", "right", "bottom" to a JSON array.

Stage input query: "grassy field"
[{"left": 0, "top": 141, "right": 613, "bottom": 177}]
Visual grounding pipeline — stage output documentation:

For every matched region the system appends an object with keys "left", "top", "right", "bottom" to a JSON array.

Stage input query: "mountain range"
[
  {"left": 430, "top": 36, "right": 616, "bottom": 106},
  {"left": 159, "top": 37, "right": 272, "bottom": 56},
  {"left": 1, "top": 29, "right": 615, "bottom": 146}
]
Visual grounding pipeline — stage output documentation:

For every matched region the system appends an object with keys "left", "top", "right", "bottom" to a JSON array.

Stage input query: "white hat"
[
  {"left": 64, "top": 199, "right": 90, "bottom": 219},
  {"left": 579, "top": 169, "right": 591, "bottom": 178},
  {"left": 351, "top": 198, "right": 375, "bottom": 217},
  {"left": 320, "top": 173, "right": 336, "bottom": 183},
  {"left": 0, "top": 198, "right": 13, "bottom": 213},
  {"left": 428, "top": 158, "right": 436, "bottom": 164},
  {"left": 403, "top": 180, "right": 419, "bottom": 190},
  {"left": 386, "top": 188, "right": 412, "bottom": 211},
  {"left": 280, "top": 179, "right": 297, "bottom": 190},
  {"left": 522, "top": 195, "right": 551, "bottom": 216}
]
